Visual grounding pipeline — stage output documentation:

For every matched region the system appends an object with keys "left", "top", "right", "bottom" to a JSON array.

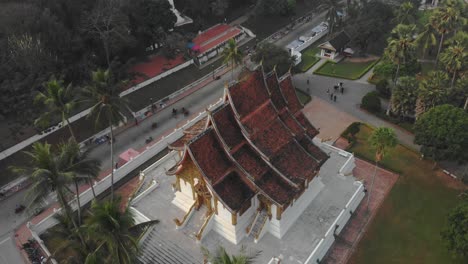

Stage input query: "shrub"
[
  {"left": 341, "top": 122, "right": 361, "bottom": 143},
  {"left": 376, "top": 79, "right": 390, "bottom": 99},
  {"left": 361, "top": 91, "right": 381, "bottom": 113}
]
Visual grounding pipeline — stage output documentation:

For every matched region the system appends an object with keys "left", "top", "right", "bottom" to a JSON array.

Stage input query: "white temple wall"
[
  {"left": 172, "top": 179, "right": 195, "bottom": 212},
  {"left": 211, "top": 196, "right": 257, "bottom": 244},
  {"left": 269, "top": 176, "right": 324, "bottom": 239}
]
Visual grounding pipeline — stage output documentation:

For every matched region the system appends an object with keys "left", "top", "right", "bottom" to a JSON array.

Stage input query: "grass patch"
[
  {"left": 295, "top": 89, "right": 311, "bottom": 105},
  {"left": 347, "top": 124, "right": 467, "bottom": 264},
  {"left": 314, "top": 59, "right": 379, "bottom": 80},
  {"left": 295, "top": 42, "right": 323, "bottom": 72},
  {"left": 373, "top": 111, "right": 415, "bottom": 133}
]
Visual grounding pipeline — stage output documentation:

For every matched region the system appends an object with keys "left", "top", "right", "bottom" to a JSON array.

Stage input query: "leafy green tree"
[
  {"left": 34, "top": 78, "right": 77, "bottom": 139},
  {"left": 441, "top": 200, "right": 468, "bottom": 259},
  {"left": 85, "top": 196, "right": 158, "bottom": 264},
  {"left": 125, "top": 0, "right": 176, "bottom": 50},
  {"left": 440, "top": 44, "right": 467, "bottom": 89},
  {"left": 222, "top": 39, "right": 243, "bottom": 80},
  {"left": 415, "top": 71, "right": 449, "bottom": 118},
  {"left": 82, "top": 69, "right": 128, "bottom": 201},
  {"left": 361, "top": 91, "right": 381, "bottom": 113},
  {"left": 202, "top": 246, "right": 260, "bottom": 264},
  {"left": 255, "top": 0, "right": 295, "bottom": 16},
  {"left": 367, "top": 127, "right": 397, "bottom": 210},
  {"left": 251, "top": 42, "right": 294, "bottom": 76},
  {"left": 414, "top": 104, "right": 468, "bottom": 163},
  {"left": 390, "top": 76, "right": 418, "bottom": 118},
  {"left": 323, "top": 0, "right": 344, "bottom": 35}
]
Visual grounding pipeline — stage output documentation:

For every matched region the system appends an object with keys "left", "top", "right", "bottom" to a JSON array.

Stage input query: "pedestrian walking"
[
  {"left": 307, "top": 78, "right": 309, "bottom": 85},
  {"left": 330, "top": 93, "right": 334, "bottom": 100},
  {"left": 115, "top": 162, "right": 119, "bottom": 170},
  {"left": 334, "top": 95, "right": 337, "bottom": 102},
  {"left": 340, "top": 86, "right": 344, "bottom": 94},
  {"left": 326, "top": 88, "right": 330, "bottom": 94}
]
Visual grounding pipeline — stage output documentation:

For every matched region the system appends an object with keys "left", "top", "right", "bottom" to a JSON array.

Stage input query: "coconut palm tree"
[
  {"left": 12, "top": 142, "right": 76, "bottom": 229},
  {"left": 395, "top": 2, "right": 415, "bottom": 24},
  {"left": 84, "top": 196, "right": 158, "bottom": 264},
  {"left": 222, "top": 39, "right": 243, "bottom": 81},
  {"left": 390, "top": 76, "right": 418, "bottom": 118},
  {"left": 367, "top": 127, "right": 397, "bottom": 210},
  {"left": 202, "top": 246, "right": 260, "bottom": 264},
  {"left": 384, "top": 24, "right": 416, "bottom": 114},
  {"left": 416, "top": 23, "right": 437, "bottom": 60},
  {"left": 82, "top": 69, "right": 128, "bottom": 201},
  {"left": 34, "top": 78, "right": 77, "bottom": 139},
  {"left": 415, "top": 71, "right": 449, "bottom": 118},
  {"left": 440, "top": 44, "right": 467, "bottom": 89},
  {"left": 323, "top": 0, "right": 344, "bottom": 35}
]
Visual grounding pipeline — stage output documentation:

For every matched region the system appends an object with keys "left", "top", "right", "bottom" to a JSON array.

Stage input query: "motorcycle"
[{"left": 15, "top": 204, "right": 26, "bottom": 214}]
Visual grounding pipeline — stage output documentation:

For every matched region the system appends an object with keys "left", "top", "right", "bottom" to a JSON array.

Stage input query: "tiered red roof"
[{"left": 170, "top": 68, "right": 329, "bottom": 212}]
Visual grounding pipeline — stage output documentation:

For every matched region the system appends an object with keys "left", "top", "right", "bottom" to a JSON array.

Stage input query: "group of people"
[{"left": 326, "top": 82, "right": 345, "bottom": 102}]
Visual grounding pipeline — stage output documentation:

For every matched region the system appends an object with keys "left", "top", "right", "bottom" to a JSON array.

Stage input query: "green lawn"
[
  {"left": 347, "top": 124, "right": 467, "bottom": 264},
  {"left": 296, "top": 45, "right": 321, "bottom": 72},
  {"left": 314, "top": 59, "right": 379, "bottom": 80},
  {"left": 295, "top": 89, "right": 311, "bottom": 105}
]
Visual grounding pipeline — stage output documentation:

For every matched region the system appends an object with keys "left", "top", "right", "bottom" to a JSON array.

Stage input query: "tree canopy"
[
  {"left": 251, "top": 43, "right": 294, "bottom": 76},
  {"left": 414, "top": 104, "right": 468, "bottom": 162},
  {"left": 441, "top": 200, "right": 468, "bottom": 259}
]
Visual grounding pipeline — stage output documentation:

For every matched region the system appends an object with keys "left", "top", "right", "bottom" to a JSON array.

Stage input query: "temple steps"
[
  {"left": 138, "top": 228, "right": 199, "bottom": 264},
  {"left": 249, "top": 210, "right": 268, "bottom": 239}
]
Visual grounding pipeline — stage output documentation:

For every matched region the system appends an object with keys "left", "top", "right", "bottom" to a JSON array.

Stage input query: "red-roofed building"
[
  {"left": 166, "top": 67, "right": 331, "bottom": 244},
  {"left": 190, "top": 23, "right": 247, "bottom": 65}
]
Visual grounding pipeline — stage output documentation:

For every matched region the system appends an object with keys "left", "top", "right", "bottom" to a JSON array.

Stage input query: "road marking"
[{"left": 0, "top": 237, "right": 10, "bottom": 245}]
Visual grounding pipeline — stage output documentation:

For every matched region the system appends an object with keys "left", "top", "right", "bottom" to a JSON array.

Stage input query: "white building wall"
[
  {"left": 269, "top": 176, "right": 325, "bottom": 239},
  {"left": 172, "top": 179, "right": 195, "bottom": 212},
  {"left": 211, "top": 196, "right": 257, "bottom": 244}
]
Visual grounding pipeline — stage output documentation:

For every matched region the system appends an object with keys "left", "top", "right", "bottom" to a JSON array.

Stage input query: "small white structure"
[
  {"left": 167, "top": 0, "right": 193, "bottom": 26},
  {"left": 318, "top": 31, "right": 351, "bottom": 60}
]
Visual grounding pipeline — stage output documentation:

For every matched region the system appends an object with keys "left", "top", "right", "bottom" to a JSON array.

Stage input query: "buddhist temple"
[{"left": 166, "top": 67, "right": 333, "bottom": 244}]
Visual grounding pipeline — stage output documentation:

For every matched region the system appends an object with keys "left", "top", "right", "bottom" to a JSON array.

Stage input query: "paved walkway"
[{"left": 293, "top": 73, "right": 420, "bottom": 151}]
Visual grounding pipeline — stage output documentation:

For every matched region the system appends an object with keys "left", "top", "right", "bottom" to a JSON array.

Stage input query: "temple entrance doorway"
[{"left": 194, "top": 181, "right": 212, "bottom": 214}]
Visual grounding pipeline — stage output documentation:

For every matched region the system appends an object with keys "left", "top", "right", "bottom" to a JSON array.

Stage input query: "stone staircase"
[
  {"left": 249, "top": 210, "right": 268, "bottom": 240},
  {"left": 138, "top": 227, "right": 199, "bottom": 264}
]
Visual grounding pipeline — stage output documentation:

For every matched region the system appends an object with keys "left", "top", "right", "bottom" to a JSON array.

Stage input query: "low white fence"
[
  {"left": 290, "top": 28, "right": 328, "bottom": 53},
  {"left": 132, "top": 63, "right": 228, "bottom": 117},
  {"left": 304, "top": 182, "right": 365, "bottom": 264},
  {"left": 28, "top": 98, "right": 223, "bottom": 236},
  {"left": 0, "top": 59, "right": 193, "bottom": 163},
  {"left": 120, "top": 59, "right": 193, "bottom": 97}
]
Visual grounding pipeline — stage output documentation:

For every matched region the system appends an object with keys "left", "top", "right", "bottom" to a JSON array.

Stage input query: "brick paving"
[
  {"left": 302, "top": 97, "right": 359, "bottom": 142},
  {"left": 323, "top": 158, "right": 399, "bottom": 264}
]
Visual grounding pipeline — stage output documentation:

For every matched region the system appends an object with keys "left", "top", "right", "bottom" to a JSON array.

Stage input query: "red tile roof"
[
  {"left": 252, "top": 118, "right": 292, "bottom": 157},
  {"left": 295, "top": 112, "right": 319, "bottom": 138},
  {"left": 229, "top": 70, "right": 270, "bottom": 117},
  {"left": 279, "top": 75, "right": 302, "bottom": 113},
  {"left": 172, "top": 69, "right": 328, "bottom": 211},
  {"left": 169, "top": 117, "right": 208, "bottom": 150},
  {"left": 188, "top": 129, "right": 231, "bottom": 184},
  {"left": 192, "top": 24, "right": 242, "bottom": 54},
  {"left": 241, "top": 100, "right": 277, "bottom": 135},
  {"left": 272, "top": 141, "right": 319, "bottom": 183},
  {"left": 211, "top": 105, "right": 244, "bottom": 149},
  {"left": 213, "top": 171, "right": 255, "bottom": 211},
  {"left": 265, "top": 72, "right": 287, "bottom": 110},
  {"left": 129, "top": 54, "right": 185, "bottom": 86}
]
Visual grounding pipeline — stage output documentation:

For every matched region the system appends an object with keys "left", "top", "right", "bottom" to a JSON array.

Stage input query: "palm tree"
[
  {"left": 82, "top": 69, "right": 128, "bottom": 201},
  {"left": 222, "top": 39, "right": 243, "bottom": 81},
  {"left": 202, "top": 246, "right": 260, "bottom": 264},
  {"left": 34, "top": 78, "right": 77, "bottom": 140},
  {"left": 13, "top": 142, "right": 76, "bottom": 229},
  {"left": 416, "top": 23, "right": 437, "bottom": 60},
  {"left": 323, "top": 0, "right": 344, "bottom": 35},
  {"left": 440, "top": 44, "right": 467, "bottom": 89},
  {"left": 430, "top": 3, "right": 461, "bottom": 67},
  {"left": 367, "top": 127, "right": 397, "bottom": 211},
  {"left": 84, "top": 196, "right": 158, "bottom": 264},
  {"left": 415, "top": 71, "right": 449, "bottom": 118},
  {"left": 384, "top": 24, "right": 416, "bottom": 114},
  {"left": 395, "top": 2, "right": 415, "bottom": 24},
  {"left": 390, "top": 76, "right": 418, "bottom": 118}
]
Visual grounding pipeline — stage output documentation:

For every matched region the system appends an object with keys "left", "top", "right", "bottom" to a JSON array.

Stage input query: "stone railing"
[
  {"left": 196, "top": 211, "right": 215, "bottom": 241},
  {"left": 174, "top": 202, "right": 196, "bottom": 228}
]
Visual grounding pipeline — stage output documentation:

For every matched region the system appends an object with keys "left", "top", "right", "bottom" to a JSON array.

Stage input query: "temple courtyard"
[{"left": 132, "top": 139, "right": 363, "bottom": 264}]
